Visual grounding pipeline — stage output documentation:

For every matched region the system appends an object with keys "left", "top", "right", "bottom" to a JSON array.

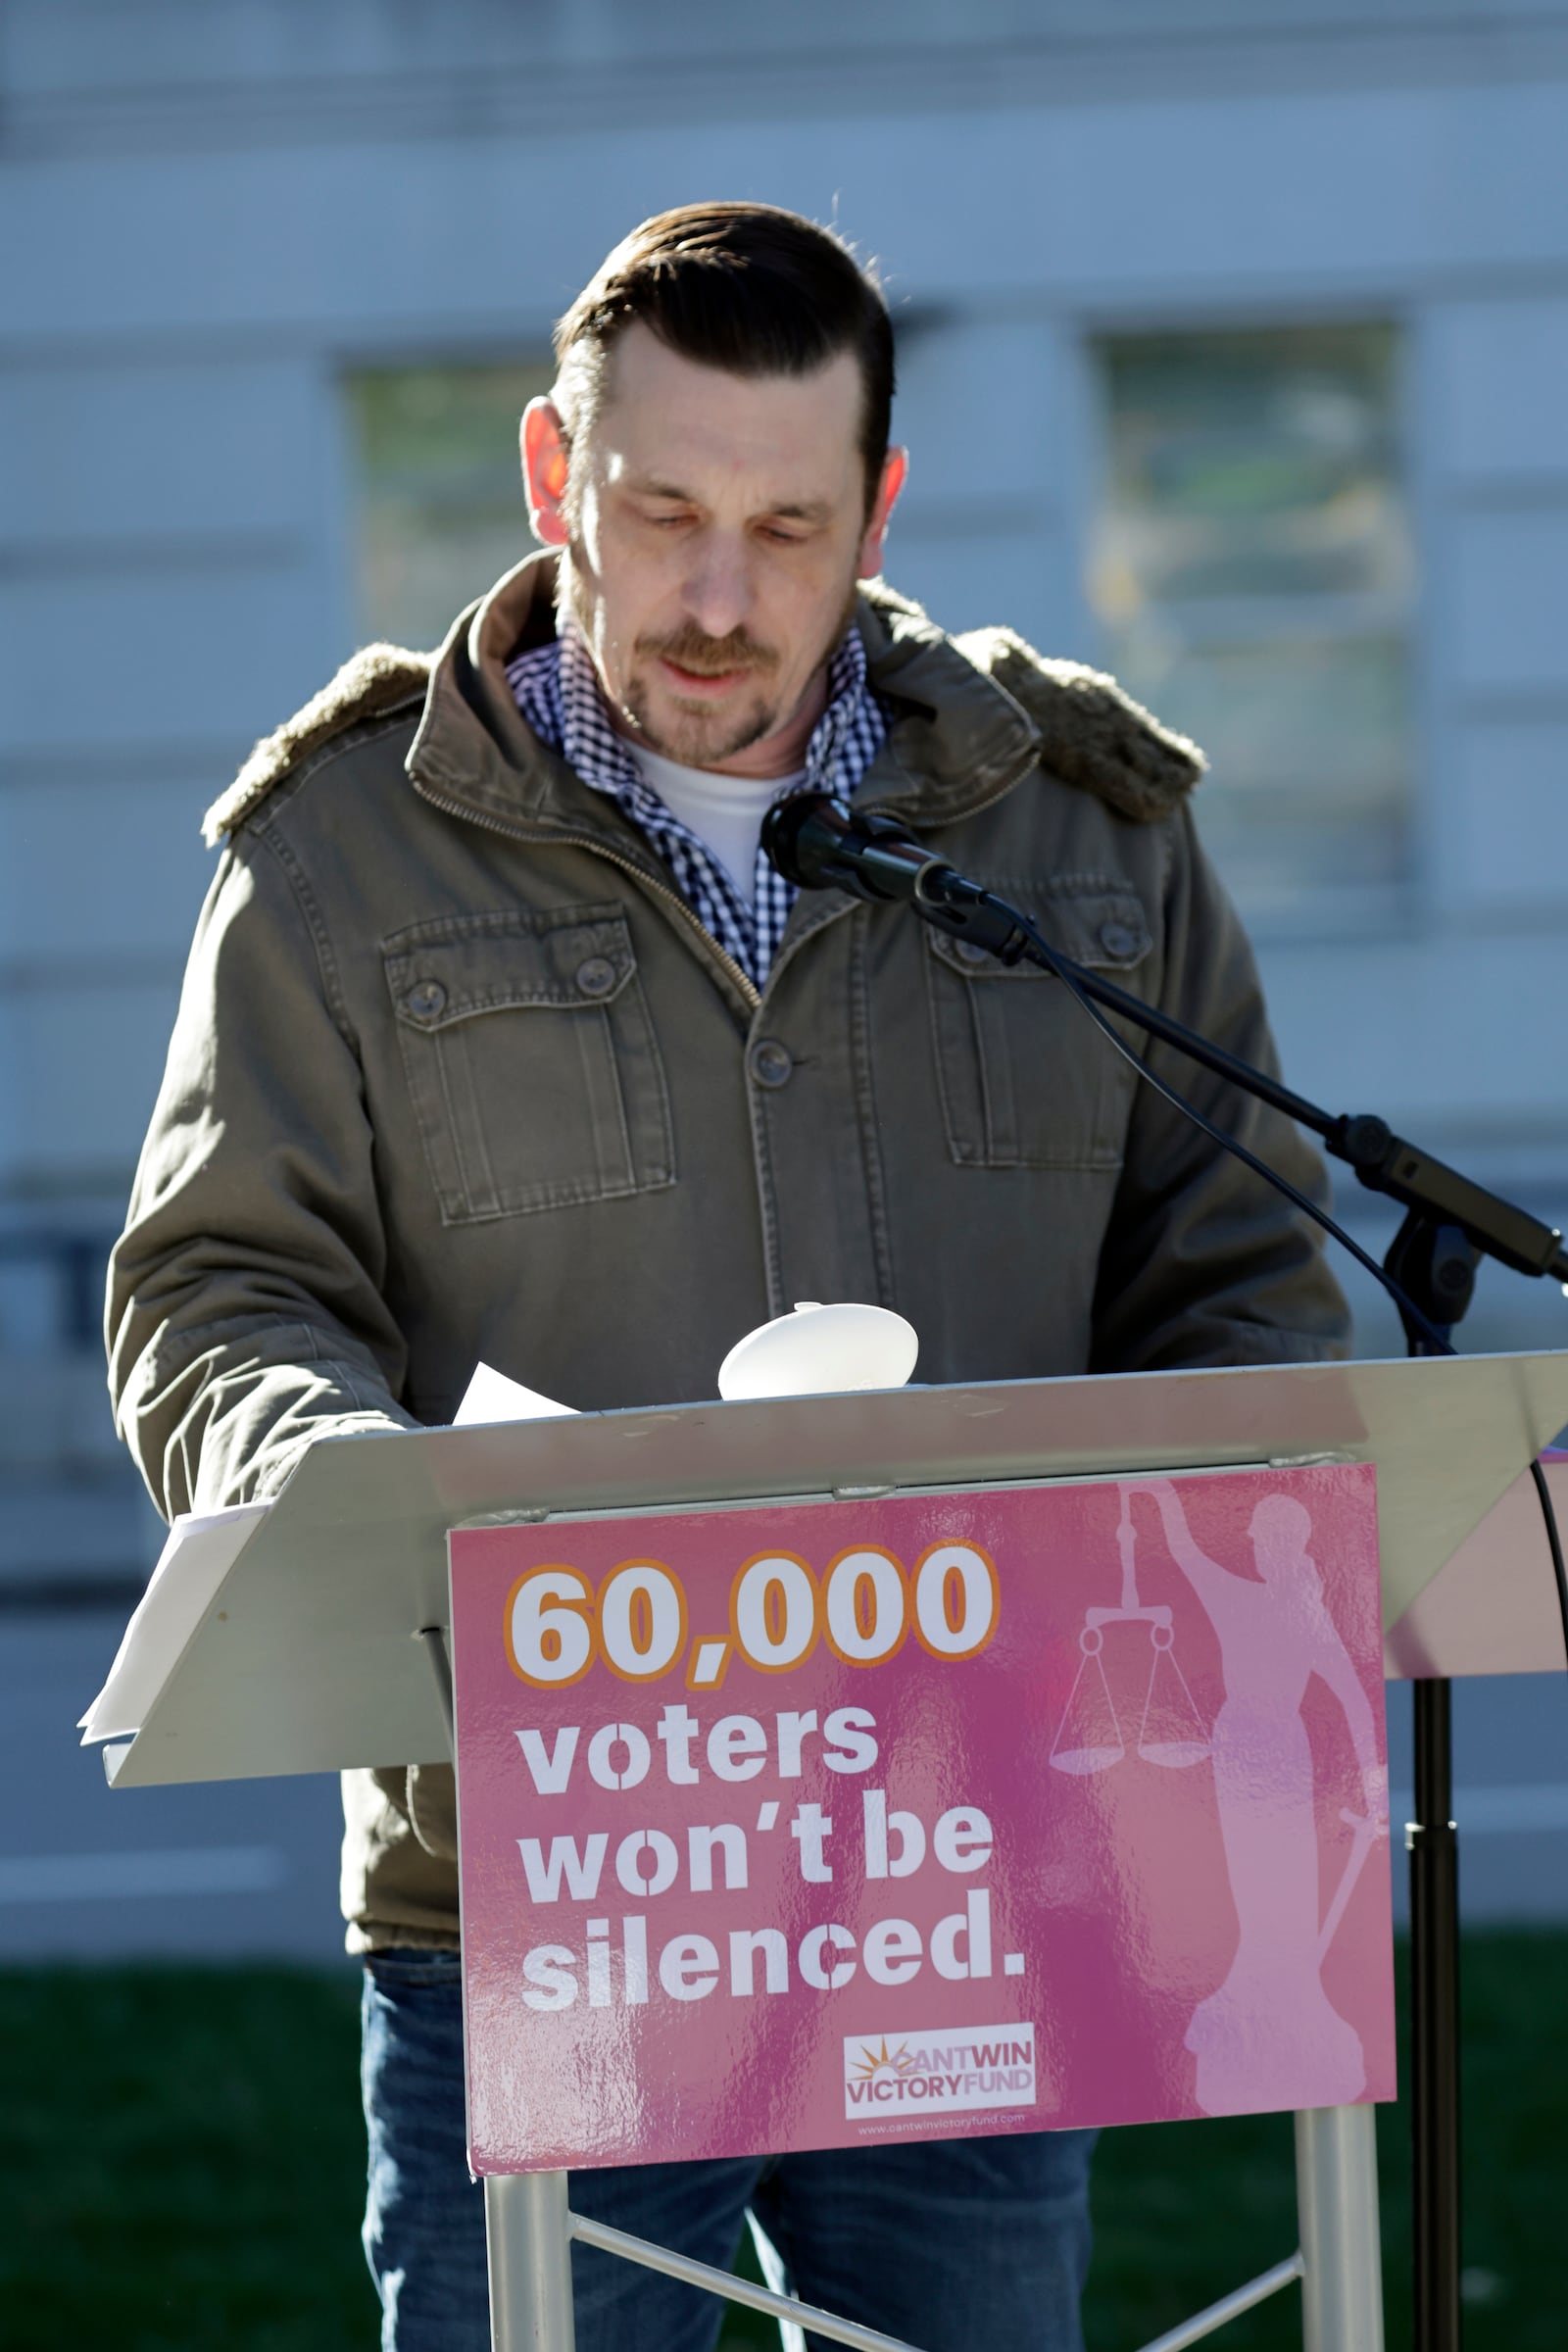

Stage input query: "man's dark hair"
[{"left": 553, "top": 202, "right": 895, "bottom": 510}]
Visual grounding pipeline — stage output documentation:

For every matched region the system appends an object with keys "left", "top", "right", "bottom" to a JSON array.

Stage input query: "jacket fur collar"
[{"left": 205, "top": 554, "right": 1203, "bottom": 845}]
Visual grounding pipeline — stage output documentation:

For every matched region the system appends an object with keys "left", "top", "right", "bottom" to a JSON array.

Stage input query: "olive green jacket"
[{"left": 107, "top": 554, "right": 1349, "bottom": 1949}]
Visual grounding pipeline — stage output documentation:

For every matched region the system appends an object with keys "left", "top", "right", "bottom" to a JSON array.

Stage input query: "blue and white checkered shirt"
[{"left": 506, "top": 622, "right": 889, "bottom": 989}]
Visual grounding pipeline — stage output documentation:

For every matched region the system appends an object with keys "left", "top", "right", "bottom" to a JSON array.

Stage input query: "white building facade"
[{"left": 4, "top": 1, "right": 1567, "bottom": 1593}]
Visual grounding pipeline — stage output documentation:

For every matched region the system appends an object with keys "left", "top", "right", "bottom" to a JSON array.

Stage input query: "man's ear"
[
  {"left": 857, "top": 446, "right": 908, "bottom": 579},
  {"left": 521, "top": 398, "right": 571, "bottom": 548}
]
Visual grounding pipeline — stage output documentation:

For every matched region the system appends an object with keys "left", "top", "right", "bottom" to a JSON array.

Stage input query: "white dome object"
[{"left": 717, "top": 1301, "right": 919, "bottom": 1401}]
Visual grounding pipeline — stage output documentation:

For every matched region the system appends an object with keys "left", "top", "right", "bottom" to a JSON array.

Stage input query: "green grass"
[
  {"left": 1, "top": 1936, "right": 1563, "bottom": 2349},
  {"left": 0, "top": 1965, "right": 371, "bottom": 2350},
  {"left": 1081, "top": 1927, "right": 1568, "bottom": 2352}
]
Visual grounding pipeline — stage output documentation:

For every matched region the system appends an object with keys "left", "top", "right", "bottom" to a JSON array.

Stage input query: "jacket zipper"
[{"left": 411, "top": 780, "right": 762, "bottom": 1010}]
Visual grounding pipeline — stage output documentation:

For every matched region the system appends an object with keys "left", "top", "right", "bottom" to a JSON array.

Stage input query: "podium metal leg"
[
  {"left": 486, "top": 2171, "right": 576, "bottom": 2352},
  {"left": 1295, "top": 2105, "right": 1384, "bottom": 2352},
  {"left": 1410, "top": 1675, "right": 1462, "bottom": 2352}
]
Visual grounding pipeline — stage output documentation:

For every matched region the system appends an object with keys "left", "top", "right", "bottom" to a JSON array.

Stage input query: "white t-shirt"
[{"left": 628, "top": 744, "right": 807, "bottom": 907}]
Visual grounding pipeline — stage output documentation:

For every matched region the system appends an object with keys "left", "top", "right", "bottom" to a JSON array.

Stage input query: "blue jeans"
[{"left": 362, "top": 1949, "right": 1096, "bottom": 2352}]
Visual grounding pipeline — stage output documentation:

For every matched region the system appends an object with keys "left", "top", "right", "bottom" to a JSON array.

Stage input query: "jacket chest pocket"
[
  {"left": 385, "top": 906, "right": 675, "bottom": 1224},
  {"left": 924, "top": 883, "right": 1151, "bottom": 1171}
]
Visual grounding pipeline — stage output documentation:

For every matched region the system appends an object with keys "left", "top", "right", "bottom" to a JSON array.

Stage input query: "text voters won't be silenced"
[{"left": 514, "top": 1707, "right": 1005, "bottom": 2010}]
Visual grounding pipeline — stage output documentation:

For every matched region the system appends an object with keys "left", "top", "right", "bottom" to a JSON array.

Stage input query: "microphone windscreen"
[{"left": 760, "top": 793, "right": 849, "bottom": 890}]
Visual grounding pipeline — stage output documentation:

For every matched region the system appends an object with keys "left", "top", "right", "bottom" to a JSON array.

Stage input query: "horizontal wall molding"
[
  {"left": 1453, "top": 683, "right": 1568, "bottom": 721},
  {"left": 8, "top": 18, "right": 1568, "bottom": 161},
  {"left": 6, "top": 271, "right": 1568, "bottom": 377},
  {"left": 0, "top": 1173, "right": 138, "bottom": 1213},
  {"left": 2, "top": 1159, "right": 142, "bottom": 1202},
  {"left": 1446, "top": 477, "right": 1568, "bottom": 512},
  {"left": 0, "top": 531, "right": 312, "bottom": 582},
  {"left": 0, "top": 953, "right": 184, "bottom": 993},
  {"left": 0, "top": 742, "right": 247, "bottom": 789},
  {"left": 894, "top": 494, "right": 1061, "bottom": 539}
]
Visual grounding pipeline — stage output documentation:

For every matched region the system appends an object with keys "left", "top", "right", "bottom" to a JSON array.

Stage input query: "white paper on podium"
[
  {"left": 453, "top": 1363, "right": 576, "bottom": 1426},
  {"left": 80, "top": 1371, "right": 569, "bottom": 1746},
  {"left": 79, "top": 1501, "right": 270, "bottom": 1741}
]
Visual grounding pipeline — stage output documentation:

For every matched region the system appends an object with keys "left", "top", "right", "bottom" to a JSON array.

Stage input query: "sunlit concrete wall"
[{"left": 3, "top": 1, "right": 1567, "bottom": 1587}]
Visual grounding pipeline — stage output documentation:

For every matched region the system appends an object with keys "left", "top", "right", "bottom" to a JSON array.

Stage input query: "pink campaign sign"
[{"left": 449, "top": 1465, "right": 1394, "bottom": 2175}]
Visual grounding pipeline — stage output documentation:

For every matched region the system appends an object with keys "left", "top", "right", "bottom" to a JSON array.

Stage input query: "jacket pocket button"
[
  {"left": 953, "top": 937, "right": 991, "bottom": 966},
  {"left": 405, "top": 979, "right": 447, "bottom": 1023},
  {"left": 749, "top": 1038, "right": 794, "bottom": 1089},
  {"left": 575, "top": 955, "right": 617, "bottom": 999},
  {"left": 1098, "top": 921, "right": 1142, "bottom": 961}
]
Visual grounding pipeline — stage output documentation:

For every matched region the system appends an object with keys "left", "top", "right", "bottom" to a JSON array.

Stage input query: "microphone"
[
  {"left": 761, "top": 791, "right": 1030, "bottom": 959},
  {"left": 760, "top": 793, "right": 953, "bottom": 906}
]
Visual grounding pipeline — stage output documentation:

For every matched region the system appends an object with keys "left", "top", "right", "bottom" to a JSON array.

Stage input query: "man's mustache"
[{"left": 637, "top": 623, "right": 780, "bottom": 678}]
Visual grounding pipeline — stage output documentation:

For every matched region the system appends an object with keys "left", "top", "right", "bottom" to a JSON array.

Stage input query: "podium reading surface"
[{"left": 101, "top": 1349, "right": 1568, "bottom": 1789}]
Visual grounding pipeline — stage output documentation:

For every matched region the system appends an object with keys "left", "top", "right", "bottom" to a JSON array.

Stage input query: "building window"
[
  {"left": 1091, "top": 324, "right": 1414, "bottom": 927},
  {"left": 346, "top": 360, "right": 554, "bottom": 651}
]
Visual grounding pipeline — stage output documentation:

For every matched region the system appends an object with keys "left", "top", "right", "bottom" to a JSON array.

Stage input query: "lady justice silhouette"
[{"left": 1051, "top": 1475, "right": 1388, "bottom": 2113}]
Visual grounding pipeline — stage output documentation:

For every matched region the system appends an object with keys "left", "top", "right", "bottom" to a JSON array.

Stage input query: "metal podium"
[{"left": 85, "top": 1349, "right": 1568, "bottom": 2352}]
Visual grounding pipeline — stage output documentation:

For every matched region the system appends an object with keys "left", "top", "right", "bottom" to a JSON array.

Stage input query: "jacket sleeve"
[
  {"left": 107, "top": 825, "right": 419, "bottom": 1520},
  {"left": 1089, "top": 805, "right": 1352, "bottom": 1373}
]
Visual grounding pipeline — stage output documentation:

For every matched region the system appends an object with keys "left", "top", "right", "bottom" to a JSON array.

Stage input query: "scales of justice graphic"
[
  {"left": 1048, "top": 1478, "right": 1389, "bottom": 2113},
  {"left": 1050, "top": 1489, "right": 1211, "bottom": 1776}
]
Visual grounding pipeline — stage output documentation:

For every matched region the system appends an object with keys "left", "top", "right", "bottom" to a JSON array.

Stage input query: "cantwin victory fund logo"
[{"left": 844, "top": 2024, "right": 1037, "bottom": 2120}]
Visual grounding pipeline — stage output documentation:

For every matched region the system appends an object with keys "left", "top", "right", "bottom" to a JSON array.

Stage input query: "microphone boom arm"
[{"left": 761, "top": 792, "right": 1568, "bottom": 1290}]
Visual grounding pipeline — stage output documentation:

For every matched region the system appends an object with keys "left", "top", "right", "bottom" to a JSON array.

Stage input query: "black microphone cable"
[
  {"left": 974, "top": 887, "right": 1457, "bottom": 1356},
  {"left": 1531, "top": 1457, "right": 1568, "bottom": 1666}
]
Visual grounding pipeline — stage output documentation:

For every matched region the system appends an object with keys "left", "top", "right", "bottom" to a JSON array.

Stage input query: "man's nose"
[{"left": 680, "top": 531, "right": 754, "bottom": 642}]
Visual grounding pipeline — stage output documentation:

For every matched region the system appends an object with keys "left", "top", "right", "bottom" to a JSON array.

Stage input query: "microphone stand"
[
  {"left": 1377, "top": 1215, "right": 1480, "bottom": 2352},
  {"left": 763, "top": 795, "right": 1568, "bottom": 2351}
]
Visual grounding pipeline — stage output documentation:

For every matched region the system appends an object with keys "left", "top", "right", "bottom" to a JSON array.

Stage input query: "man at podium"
[{"left": 107, "top": 203, "right": 1349, "bottom": 2352}]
